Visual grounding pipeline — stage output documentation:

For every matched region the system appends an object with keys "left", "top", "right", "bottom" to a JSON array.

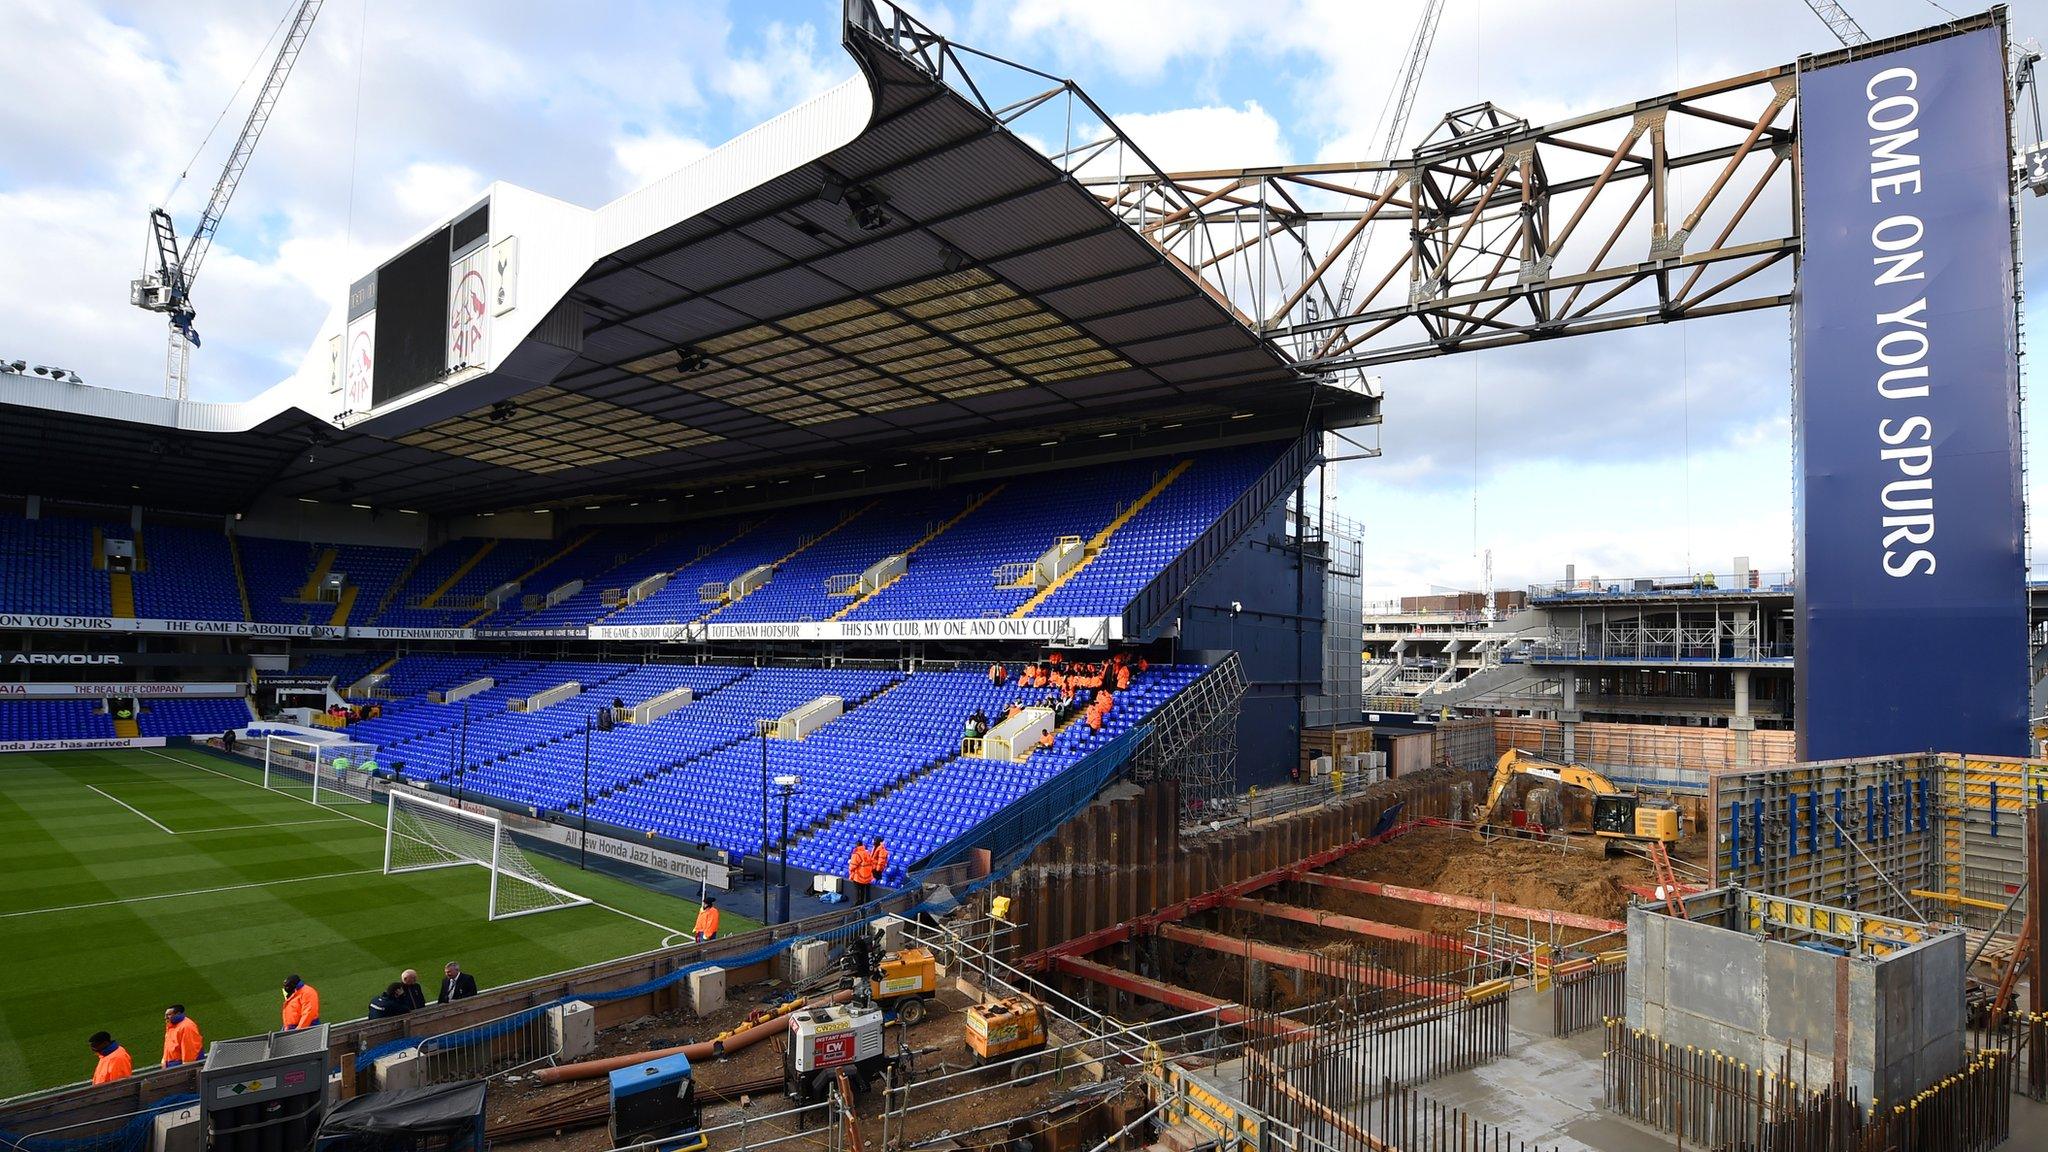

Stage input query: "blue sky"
[{"left": 3, "top": 0, "right": 2043, "bottom": 597}]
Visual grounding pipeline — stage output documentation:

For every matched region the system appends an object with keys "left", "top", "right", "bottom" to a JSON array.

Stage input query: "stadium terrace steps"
[
  {"left": 828, "top": 484, "right": 1007, "bottom": 621},
  {"left": 372, "top": 549, "right": 427, "bottom": 619},
  {"left": 421, "top": 538, "right": 497, "bottom": 608},
  {"left": 299, "top": 547, "right": 337, "bottom": 600},
  {"left": 1013, "top": 459, "right": 1193, "bottom": 618},
  {"left": 113, "top": 714, "right": 140, "bottom": 738},
  {"left": 108, "top": 571, "right": 135, "bottom": 618},
  {"left": 227, "top": 534, "right": 254, "bottom": 619},
  {"left": 329, "top": 584, "right": 359, "bottom": 626}
]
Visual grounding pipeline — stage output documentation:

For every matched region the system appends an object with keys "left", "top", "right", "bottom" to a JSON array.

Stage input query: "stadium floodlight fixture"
[
  {"left": 817, "top": 174, "right": 848, "bottom": 204},
  {"left": 673, "top": 347, "right": 709, "bottom": 373},
  {"left": 938, "top": 243, "right": 968, "bottom": 273}
]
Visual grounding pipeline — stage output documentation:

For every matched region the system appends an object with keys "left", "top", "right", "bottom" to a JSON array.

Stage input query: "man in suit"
[{"left": 438, "top": 962, "right": 479, "bottom": 1004}]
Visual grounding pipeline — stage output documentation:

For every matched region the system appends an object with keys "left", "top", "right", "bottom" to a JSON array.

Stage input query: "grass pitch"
[{"left": 0, "top": 747, "right": 743, "bottom": 1096}]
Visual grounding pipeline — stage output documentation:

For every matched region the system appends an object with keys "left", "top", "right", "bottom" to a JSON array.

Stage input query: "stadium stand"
[
  {"left": 136, "top": 697, "right": 254, "bottom": 737},
  {"left": 327, "top": 654, "right": 1196, "bottom": 876},
  {"left": 326, "top": 543, "right": 417, "bottom": 626},
  {"left": 265, "top": 651, "right": 392, "bottom": 692},
  {"left": 448, "top": 449, "right": 1282, "bottom": 631},
  {"left": 370, "top": 537, "right": 554, "bottom": 628},
  {"left": 605, "top": 504, "right": 852, "bottom": 625},
  {"left": 1028, "top": 444, "right": 1282, "bottom": 617},
  {"left": 0, "top": 513, "right": 111, "bottom": 616},
  {"left": 0, "top": 699, "right": 116, "bottom": 740},
  {"left": 132, "top": 521, "right": 244, "bottom": 621},
  {"left": 235, "top": 535, "right": 321, "bottom": 624},
  {"left": 712, "top": 487, "right": 983, "bottom": 624}
]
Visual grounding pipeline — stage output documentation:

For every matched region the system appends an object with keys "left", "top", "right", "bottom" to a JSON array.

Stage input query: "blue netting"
[
  {"left": 357, "top": 726, "right": 1146, "bottom": 1073},
  {"left": 1, "top": 1095, "right": 197, "bottom": 1152}
]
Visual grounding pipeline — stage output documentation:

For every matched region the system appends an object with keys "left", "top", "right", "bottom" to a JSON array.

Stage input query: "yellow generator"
[
  {"left": 871, "top": 947, "right": 939, "bottom": 1024},
  {"left": 965, "top": 995, "right": 1047, "bottom": 1079}
]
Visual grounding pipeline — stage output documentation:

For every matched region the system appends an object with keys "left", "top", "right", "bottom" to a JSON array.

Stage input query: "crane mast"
[
  {"left": 1801, "top": 0, "right": 1872, "bottom": 47},
  {"left": 133, "top": 0, "right": 323, "bottom": 399},
  {"left": 1326, "top": 0, "right": 1445, "bottom": 327}
]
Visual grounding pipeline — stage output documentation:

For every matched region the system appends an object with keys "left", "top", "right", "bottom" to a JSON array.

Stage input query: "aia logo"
[
  {"left": 450, "top": 268, "right": 487, "bottom": 365},
  {"left": 346, "top": 329, "right": 374, "bottom": 408}
]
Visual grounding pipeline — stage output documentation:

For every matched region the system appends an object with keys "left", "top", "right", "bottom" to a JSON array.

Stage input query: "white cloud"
[
  {"left": 390, "top": 162, "right": 485, "bottom": 225},
  {"left": 715, "top": 21, "right": 844, "bottom": 119},
  {"left": 612, "top": 130, "right": 712, "bottom": 192},
  {"left": 1103, "top": 101, "right": 1289, "bottom": 174}
]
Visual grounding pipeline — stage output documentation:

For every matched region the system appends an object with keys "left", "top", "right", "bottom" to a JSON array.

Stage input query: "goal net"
[
  {"left": 259, "top": 734, "right": 382, "bottom": 806},
  {"left": 384, "top": 789, "right": 591, "bottom": 921}
]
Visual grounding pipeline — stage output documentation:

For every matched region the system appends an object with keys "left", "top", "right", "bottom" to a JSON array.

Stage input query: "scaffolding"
[{"left": 1133, "top": 652, "right": 1246, "bottom": 813}]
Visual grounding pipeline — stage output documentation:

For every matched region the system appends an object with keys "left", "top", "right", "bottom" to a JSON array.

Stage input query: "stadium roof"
[{"left": 0, "top": 2, "right": 1370, "bottom": 517}]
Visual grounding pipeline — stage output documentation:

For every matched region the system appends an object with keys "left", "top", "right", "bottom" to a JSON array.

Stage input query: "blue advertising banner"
[{"left": 1795, "top": 21, "right": 2027, "bottom": 759}]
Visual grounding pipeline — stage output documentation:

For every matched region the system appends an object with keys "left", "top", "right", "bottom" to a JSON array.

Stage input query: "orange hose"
[{"left": 534, "top": 990, "right": 854, "bottom": 1084}]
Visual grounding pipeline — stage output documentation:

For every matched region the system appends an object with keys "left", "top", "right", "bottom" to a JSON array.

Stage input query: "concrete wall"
[{"left": 1627, "top": 905, "right": 1964, "bottom": 1103}]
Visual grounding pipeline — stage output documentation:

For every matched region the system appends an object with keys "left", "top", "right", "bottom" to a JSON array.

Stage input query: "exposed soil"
[{"left": 1316, "top": 822, "right": 1642, "bottom": 939}]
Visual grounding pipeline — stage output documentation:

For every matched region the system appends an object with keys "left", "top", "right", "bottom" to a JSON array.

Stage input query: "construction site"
[
  {"left": 4, "top": 0, "right": 2048, "bottom": 1150},
  {"left": 209, "top": 741, "right": 2038, "bottom": 1152}
]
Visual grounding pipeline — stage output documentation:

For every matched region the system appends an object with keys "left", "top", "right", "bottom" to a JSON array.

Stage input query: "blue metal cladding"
[{"left": 1793, "top": 22, "right": 2028, "bottom": 760}]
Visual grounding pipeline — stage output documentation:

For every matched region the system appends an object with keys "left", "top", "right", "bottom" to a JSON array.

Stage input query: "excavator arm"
[{"left": 1478, "top": 748, "right": 1622, "bottom": 828}]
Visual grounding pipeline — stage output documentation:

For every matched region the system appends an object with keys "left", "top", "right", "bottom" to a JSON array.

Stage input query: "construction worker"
[
  {"left": 161, "top": 1004, "right": 203, "bottom": 1068},
  {"left": 848, "top": 838, "right": 875, "bottom": 904},
  {"left": 281, "top": 974, "right": 320, "bottom": 1031},
  {"left": 1115, "top": 663, "right": 1131, "bottom": 691},
  {"left": 88, "top": 1032, "right": 132, "bottom": 1084},
  {"left": 693, "top": 897, "right": 721, "bottom": 942},
  {"left": 1086, "top": 708, "right": 1103, "bottom": 732},
  {"left": 987, "top": 662, "right": 1007, "bottom": 685},
  {"left": 1036, "top": 728, "right": 1056, "bottom": 751},
  {"left": 872, "top": 838, "right": 890, "bottom": 883}
]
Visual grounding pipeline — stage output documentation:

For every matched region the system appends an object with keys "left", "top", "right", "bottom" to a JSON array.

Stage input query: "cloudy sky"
[{"left": 4, "top": 0, "right": 2041, "bottom": 598}]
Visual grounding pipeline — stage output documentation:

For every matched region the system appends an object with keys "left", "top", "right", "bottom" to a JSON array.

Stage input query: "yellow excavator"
[{"left": 1476, "top": 749, "right": 1681, "bottom": 848}]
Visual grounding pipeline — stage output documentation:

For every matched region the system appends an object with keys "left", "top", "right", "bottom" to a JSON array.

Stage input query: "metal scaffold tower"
[{"left": 1132, "top": 652, "right": 1246, "bottom": 812}]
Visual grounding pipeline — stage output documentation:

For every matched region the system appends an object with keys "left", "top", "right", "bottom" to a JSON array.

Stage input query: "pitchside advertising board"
[{"left": 1794, "top": 22, "right": 2029, "bottom": 759}]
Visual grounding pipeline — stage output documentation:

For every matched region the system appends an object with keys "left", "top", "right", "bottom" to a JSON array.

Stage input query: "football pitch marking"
[
  {"left": 1, "top": 868, "right": 384, "bottom": 920},
  {"left": 82, "top": 780, "right": 346, "bottom": 837},
  {"left": 84, "top": 784, "right": 175, "bottom": 835},
  {"left": 136, "top": 748, "right": 691, "bottom": 939}
]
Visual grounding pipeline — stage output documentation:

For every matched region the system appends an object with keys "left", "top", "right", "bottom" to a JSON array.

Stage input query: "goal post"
[
  {"left": 384, "top": 789, "right": 592, "bottom": 921},
  {"left": 258, "top": 733, "right": 382, "bottom": 806}
]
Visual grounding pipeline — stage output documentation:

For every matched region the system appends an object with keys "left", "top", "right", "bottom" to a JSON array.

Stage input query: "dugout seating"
[
  {"left": 0, "top": 699, "right": 116, "bottom": 740},
  {"left": 135, "top": 697, "right": 254, "bottom": 737}
]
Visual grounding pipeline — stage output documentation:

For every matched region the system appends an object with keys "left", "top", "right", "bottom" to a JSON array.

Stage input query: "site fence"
[
  {"left": 1602, "top": 1020, "right": 2011, "bottom": 1152},
  {"left": 412, "top": 1003, "right": 559, "bottom": 1085},
  {"left": 1550, "top": 954, "right": 1625, "bottom": 1037}
]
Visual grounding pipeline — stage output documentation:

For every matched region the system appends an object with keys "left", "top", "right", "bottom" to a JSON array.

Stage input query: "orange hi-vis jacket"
[
  {"left": 693, "top": 904, "right": 721, "bottom": 940},
  {"left": 92, "top": 1044, "right": 133, "bottom": 1084},
  {"left": 849, "top": 844, "right": 875, "bottom": 885},
  {"left": 872, "top": 842, "right": 890, "bottom": 874},
  {"left": 282, "top": 983, "right": 321, "bottom": 1030},
  {"left": 163, "top": 1017, "right": 204, "bottom": 1065}
]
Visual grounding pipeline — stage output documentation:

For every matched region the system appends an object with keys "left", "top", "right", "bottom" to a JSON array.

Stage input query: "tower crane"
[
  {"left": 1323, "top": 0, "right": 1445, "bottom": 333},
  {"left": 1801, "top": 0, "right": 1872, "bottom": 47},
  {"left": 131, "top": 1, "right": 323, "bottom": 399}
]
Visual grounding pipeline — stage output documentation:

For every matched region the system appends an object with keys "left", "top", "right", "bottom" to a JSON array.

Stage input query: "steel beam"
[
  {"left": 1155, "top": 924, "right": 1462, "bottom": 999},
  {"left": 1295, "top": 873, "right": 1625, "bottom": 934},
  {"left": 1052, "top": 956, "right": 1312, "bottom": 1036},
  {"left": 1018, "top": 819, "right": 1421, "bottom": 972},
  {"left": 1223, "top": 897, "right": 1472, "bottom": 953}
]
